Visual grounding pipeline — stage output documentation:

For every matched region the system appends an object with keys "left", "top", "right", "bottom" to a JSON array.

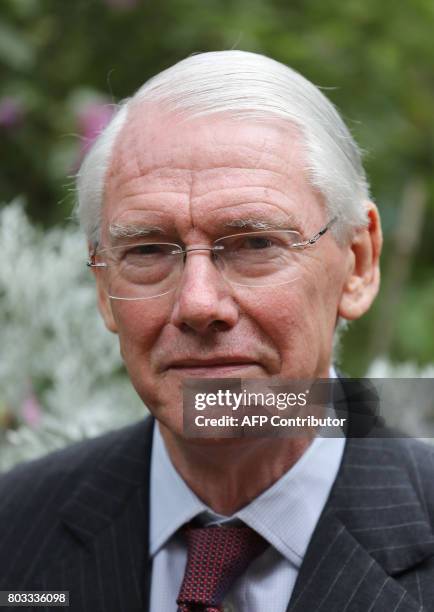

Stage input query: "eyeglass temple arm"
[{"left": 293, "top": 216, "right": 338, "bottom": 248}]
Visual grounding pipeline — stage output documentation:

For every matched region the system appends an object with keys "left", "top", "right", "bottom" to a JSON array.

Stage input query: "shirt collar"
[
  {"left": 150, "top": 421, "right": 207, "bottom": 556},
  {"left": 150, "top": 367, "right": 345, "bottom": 567}
]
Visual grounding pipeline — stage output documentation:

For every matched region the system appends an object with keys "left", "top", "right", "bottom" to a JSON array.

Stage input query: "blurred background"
[{"left": 1, "top": 0, "right": 433, "bottom": 467}]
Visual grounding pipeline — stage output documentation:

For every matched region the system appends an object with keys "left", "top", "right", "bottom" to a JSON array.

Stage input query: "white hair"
[{"left": 76, "top": 50, "right": 370, "bottom": 246}]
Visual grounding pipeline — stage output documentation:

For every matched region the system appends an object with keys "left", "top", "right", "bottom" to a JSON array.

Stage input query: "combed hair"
[{"left": 76, "top": 50, "right": 370, "bottom": 246}]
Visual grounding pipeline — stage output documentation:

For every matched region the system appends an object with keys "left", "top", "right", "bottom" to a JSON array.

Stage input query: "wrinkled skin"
[{"left": 95, "top": 110, "right": 381, "bottom": 436}]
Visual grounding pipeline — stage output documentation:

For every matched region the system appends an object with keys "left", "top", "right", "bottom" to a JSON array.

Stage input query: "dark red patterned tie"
[{"left": 176, "top": 523, "right": 268, "bottom": 612}]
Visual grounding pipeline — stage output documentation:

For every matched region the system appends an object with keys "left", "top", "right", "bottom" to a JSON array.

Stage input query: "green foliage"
[{"left": 1, "top": 0, "right": 433, "bottom": 372}]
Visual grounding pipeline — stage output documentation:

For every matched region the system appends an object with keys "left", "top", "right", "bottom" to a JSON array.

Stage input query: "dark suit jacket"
[{"left": 1, "top": 414, "right": 434, "bottom": 611}]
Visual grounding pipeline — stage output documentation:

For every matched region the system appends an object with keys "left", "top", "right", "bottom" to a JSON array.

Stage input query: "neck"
[{"left": 159, "top": 422, "right": 313, "bottom": 515}]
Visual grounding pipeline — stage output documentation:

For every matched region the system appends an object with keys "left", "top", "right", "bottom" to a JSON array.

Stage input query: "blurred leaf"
[{"left": 0, "top": 20, "right": 34, "bottom": 70}]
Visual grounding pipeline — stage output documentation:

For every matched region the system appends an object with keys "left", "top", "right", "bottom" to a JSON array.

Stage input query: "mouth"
[{"left": 165, "top": 359, "right": 261, "bottom": 375}]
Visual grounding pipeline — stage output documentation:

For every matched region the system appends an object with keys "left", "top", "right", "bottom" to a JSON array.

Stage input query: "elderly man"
[{"left": 1, "top": 51, "right": 434, "bottom": 612}]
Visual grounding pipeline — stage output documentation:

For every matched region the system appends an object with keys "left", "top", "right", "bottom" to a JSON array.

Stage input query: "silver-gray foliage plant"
[{"left": 0, "top": 200, "right": 144, "bottom": 471}]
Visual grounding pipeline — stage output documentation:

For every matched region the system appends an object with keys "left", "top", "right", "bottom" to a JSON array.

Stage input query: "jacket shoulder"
[
  {"left": 0, "top": 419, "right": 150, "bottom": 521},
  {"left": 348, "top": 435, "right": 434, "bottom": 519},
  {"left": 382, "top": 435, "right": 434, "bottom": 479},
  {"left": 393, "top": 437, "right": 434, "bottom": 506}
]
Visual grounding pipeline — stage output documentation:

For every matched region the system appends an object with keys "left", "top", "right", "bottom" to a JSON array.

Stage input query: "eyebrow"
[
  {"left": 224, "top": 217, "right": 299, "bottom": 231},
  {"left": 108, "top": 223, "right": 165, "bottom": 240}
]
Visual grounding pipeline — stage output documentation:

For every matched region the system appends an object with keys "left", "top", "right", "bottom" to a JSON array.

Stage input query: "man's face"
[{"left": 96, "top": 110, "right": 360, "bottom": 434}]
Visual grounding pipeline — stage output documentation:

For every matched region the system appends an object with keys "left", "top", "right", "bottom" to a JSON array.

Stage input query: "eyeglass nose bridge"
[{"left": 170, "top": 244, "right": 225, "bottom": 257}]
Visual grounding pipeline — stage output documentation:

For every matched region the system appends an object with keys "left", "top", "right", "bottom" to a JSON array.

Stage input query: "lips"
[{"left": 164, "top": 357, "right": 260, "bottom": 371}]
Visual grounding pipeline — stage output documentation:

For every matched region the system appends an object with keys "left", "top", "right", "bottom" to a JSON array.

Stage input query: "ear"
[
  {"left": 338, "top": 202, "right": 383, "bottom": 321},
  {"left": 89, "top": 244, "right": 118, "bottom": 334}
]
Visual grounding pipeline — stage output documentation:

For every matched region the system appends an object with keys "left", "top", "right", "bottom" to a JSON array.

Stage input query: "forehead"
[{"left": 103, "top": 105, "right": 324, "bottom": 240}]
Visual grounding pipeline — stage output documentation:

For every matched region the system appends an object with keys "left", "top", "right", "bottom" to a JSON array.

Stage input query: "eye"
[
  {"left": 127, "top": 244, "right": 165, "bottom": 256},
  {"left": 240, "top": 236, "right": 277, "bottom": 250},
  {"left": 119, "top": 243, "right": 171, "bottom": 267}
]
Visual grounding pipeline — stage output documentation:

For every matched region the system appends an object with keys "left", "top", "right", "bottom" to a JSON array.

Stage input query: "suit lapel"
[
  {"left": 288, "top": 435, "right": 434, "bottom": 611},
  {"left": 35, "top": 418, "right": 155, "bottom": 612}
]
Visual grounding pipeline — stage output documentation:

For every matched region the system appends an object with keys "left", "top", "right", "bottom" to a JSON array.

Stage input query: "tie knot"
[{"left": 177, "top": 523, "right": 268, "bottom": 611}]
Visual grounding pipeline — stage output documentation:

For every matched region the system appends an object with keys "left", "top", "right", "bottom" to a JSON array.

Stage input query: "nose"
[{"left": 170, "top": 249, "right": 239, "bottom": 334}]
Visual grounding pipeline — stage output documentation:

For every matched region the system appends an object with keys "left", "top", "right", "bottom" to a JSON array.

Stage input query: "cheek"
[
  {"left": 239, "top": 286, "right": 316, "bottom": 361},
  {"left": 111, "top": 301, "right": 168, "bottom": 368},
  {"left": 239, "top": 265, "right": 341, "bottom": 374}
]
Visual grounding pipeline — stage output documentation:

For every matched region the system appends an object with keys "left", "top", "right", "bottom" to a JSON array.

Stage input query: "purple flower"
[
  {"left": 21, "top": 389, "right": 42, "bottom": 428},
  {"left": 0, "top": 97, "right": 24, "bottom": 129},
  {"left": 77, "top": 102, "right": 116, "bottom": 160}
]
